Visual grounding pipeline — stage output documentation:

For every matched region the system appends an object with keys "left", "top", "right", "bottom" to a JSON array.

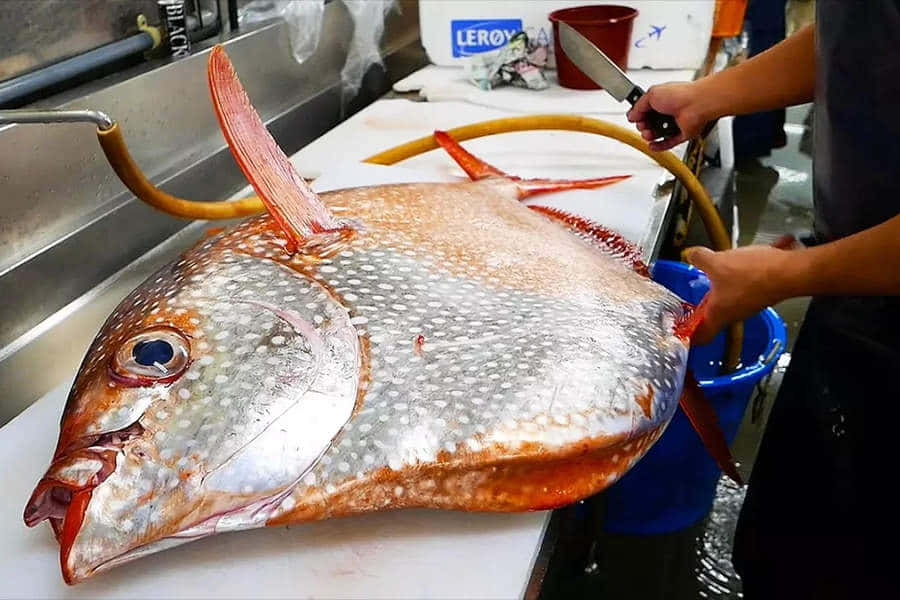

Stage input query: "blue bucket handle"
[{"left": 760, "top": 337, "right": 782, "bottom": 367}]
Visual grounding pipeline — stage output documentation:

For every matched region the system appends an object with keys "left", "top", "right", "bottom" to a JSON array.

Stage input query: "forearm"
[
  {"left": 776, "top": 215, "right": 900, "bottom": 299},
  {"left": 696, "top": 25, "right": 816, "bottom": 121}
]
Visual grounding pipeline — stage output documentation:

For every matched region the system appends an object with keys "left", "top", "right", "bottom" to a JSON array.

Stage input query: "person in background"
[
  {"left": 628, "top": 2, "right": 896, "bottom": 598},
  {"left": 733, "top": 0, "right": 788, "bottom": 159}
]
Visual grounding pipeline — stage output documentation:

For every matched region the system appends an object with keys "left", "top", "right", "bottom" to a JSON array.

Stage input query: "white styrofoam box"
[{"left": 418, "top": 0, "right": 715, "bottom": 70}]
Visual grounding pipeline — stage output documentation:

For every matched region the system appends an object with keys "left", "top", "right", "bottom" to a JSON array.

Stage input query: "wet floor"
[{"left": 539, "top": 104, "right": 815, "bottom": 599}]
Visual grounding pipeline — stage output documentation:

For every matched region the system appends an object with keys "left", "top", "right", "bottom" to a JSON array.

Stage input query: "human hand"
[
  {"left": 686, "top": 245, "right": 793, "bottom": 345},
  {"left": 626, "top": 81, "right": 714, "bottom": 152}
]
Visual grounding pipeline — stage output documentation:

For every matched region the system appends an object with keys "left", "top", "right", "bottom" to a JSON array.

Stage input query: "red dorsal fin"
[
  {"left": 433, "top": 130, "right": 631, "bottom": 200},
  {"left": 208, "top": 46, "right": 340, "bottom": 245},
  {"left": 680, "top": 371, "right": 744, "bottom": 486},
  {"left": 528, "top": 205, "right": 650, "bottom": 277}
]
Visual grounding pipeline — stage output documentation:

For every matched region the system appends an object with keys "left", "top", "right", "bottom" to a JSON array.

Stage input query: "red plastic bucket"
[{"left": 549, "top": 5, "right": 638, "bottom": 90}]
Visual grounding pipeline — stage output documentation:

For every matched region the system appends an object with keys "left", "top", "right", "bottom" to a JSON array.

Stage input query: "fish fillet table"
[{"left": 0, "top": 98, "right": 678, "bottom": 599}]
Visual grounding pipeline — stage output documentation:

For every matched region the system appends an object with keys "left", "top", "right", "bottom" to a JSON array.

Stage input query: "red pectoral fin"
[
  {"left": 674, "top": 297, "right": 708, "bottom": 342},
  {"left": 514, "top": 175, "right": 631, "bottom": 199},
  {"left": 433, "top": 130, "right": 508, "bottom": 180},
  {"left": 433, "top": 130, "right": 630, "bottom": 200},
  {"left": 208, "top": 46, "right": 339, "bottom": 245},
  {"left": 680, "top": 371, "right": 744, "bottom": 486}
]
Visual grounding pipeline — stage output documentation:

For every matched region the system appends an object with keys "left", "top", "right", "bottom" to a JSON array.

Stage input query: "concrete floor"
[{"left": 540, "top": 104, "right": 815, "bottom": 599}]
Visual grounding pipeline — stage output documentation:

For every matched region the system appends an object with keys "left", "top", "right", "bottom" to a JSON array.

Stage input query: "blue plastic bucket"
[{"left": 602, "top": 260, "right": 787, "bottom": 534}]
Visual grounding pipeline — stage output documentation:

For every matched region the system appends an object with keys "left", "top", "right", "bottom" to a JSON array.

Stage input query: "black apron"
[{"left": 732, "top": 2, "right": 900, "bottom": 598}]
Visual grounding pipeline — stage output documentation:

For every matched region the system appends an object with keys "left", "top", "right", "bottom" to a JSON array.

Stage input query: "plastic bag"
[
  {"left": 465, "top": 30, "right": 550, "bottom": 91},
  {"left": 238, "top": 0, "right": 325, "bottom": 64},
  {"left": 341, "top": 0, "right": 394, "bottom": 99}
]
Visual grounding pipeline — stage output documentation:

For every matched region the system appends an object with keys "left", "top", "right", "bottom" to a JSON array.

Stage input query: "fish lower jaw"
[{"left": 61, "top": 487, "right": 297, "bottom": 584}]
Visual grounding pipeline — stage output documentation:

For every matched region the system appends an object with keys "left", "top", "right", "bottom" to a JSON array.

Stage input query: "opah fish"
[{"left": 24, "top": 46, "right": 736, "bottom": 584}]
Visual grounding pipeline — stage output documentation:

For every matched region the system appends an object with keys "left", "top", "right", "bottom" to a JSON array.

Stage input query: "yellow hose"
[{"left": 98, "top": 124, "right": 263, "bottom": 220}]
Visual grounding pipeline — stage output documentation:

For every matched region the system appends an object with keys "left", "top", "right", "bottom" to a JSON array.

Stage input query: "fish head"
[{"left": 25, "top": 243, "right": 360, "bottom": 583}]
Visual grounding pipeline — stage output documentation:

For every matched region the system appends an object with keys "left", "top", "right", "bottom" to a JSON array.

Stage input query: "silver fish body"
[{"left": 27, "top": 179, "right": 688, "bottom": 582}]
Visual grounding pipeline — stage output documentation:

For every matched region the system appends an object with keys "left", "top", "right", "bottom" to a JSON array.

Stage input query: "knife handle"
[{"left": 626, "top": 87, "right": 681, "bottom": 141}]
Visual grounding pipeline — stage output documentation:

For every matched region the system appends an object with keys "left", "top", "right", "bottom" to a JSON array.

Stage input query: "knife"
[{"left": 558, "top": 22, "right": 681, "bottom": 141}]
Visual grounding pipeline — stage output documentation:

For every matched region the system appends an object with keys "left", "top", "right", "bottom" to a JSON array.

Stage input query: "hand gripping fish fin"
[
  {"left": 432, "top": 130, "right": 630, "bottom": 200},
  {"left": 673, "top": 297, "right": 708, "bottom": 341},
  {"left": 208, "top": 46, "right": 343, "bottom": 246},
  {"left": 680, "top": 371, "right": 744, "bottom": 486},
  {"left": 528, "top": 205, "right": 650, "bottom": 277}
]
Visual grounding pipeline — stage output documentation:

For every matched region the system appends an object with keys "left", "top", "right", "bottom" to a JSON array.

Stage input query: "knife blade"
[{"left": 558, "top": 22, "right": 680, "bottom": 142}]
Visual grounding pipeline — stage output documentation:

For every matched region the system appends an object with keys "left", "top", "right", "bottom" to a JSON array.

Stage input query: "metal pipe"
[
  {"left": 0, "top": 109, "right": 114, "bottom": 131},
  {"left": 228, "top": 0, "right": 239, "bottom": 31},
  {"left": 0, "top": 33, "right": 154, "bottom": 108}
]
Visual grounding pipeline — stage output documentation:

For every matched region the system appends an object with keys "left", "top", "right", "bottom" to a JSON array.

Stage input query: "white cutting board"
[{"left": 392, "top": 65, "right": 695, "bottom": 115}]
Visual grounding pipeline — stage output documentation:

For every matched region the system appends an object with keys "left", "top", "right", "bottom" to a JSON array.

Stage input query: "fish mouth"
[{"left": 24, "top": 422, "right": 144, "bottom": 584}]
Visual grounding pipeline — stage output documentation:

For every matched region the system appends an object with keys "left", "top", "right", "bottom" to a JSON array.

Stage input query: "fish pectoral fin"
[
  {"left": 679, "top": 370, "right": 744, "bottom": 486},
  {"left": 208, "top": 46, "right": 345, "bottom": 247},
  {"left": 512, "top": 175, "right": 631, "bottom": 199},
  {"left": 432, "top": 130, "right": 630, "bottom": 200},
  {"left": 674, "top": 297, "right": 707, "bottom": 342},
  {"left": 433, "top": 130, "right": 508, "bottom": 180}
]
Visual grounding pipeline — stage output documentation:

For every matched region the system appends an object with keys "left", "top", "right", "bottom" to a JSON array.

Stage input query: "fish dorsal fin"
[
  {"left": 528, "top": 205, "right": 650, "bottom": 276},
  {"left": 433, "top": 130, "right": 630, "bottom": 200},
  {"left": 208, "top": 46, "right": 340, "bottom": 245}
]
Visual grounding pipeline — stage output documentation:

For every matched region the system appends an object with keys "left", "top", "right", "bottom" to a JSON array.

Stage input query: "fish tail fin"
[
  {"left": 208, "top": 46, "right": 341, "bottom": 246},
  {"left": 680, "top": 371, "right": 744, "bottom": 486},
  {"left": 433, "top": 130, "right": 630, "bottom": 200}
]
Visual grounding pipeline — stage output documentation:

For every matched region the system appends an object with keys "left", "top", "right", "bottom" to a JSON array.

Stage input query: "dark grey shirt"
[{"left": 814, "top": 0, "right": 900, "bottom": 241}]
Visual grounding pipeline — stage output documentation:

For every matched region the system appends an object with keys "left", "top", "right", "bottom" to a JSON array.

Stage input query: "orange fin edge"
[
  {"left": 680, "top": 371, "right": 744, "bottom": 486},
  {"left": 433, "top": 130, "right": 507, "bottom": 180},
  {"left": 528, "top": 205, "right": 650, "bottom": 277}
]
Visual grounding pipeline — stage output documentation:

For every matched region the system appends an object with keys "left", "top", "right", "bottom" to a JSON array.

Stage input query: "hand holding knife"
[{"left": 557, "top": 22, "right": 684, "bottom": 145}]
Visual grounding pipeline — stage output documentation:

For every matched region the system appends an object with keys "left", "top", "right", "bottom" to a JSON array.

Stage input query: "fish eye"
[
  {"left": 133, "top": 340, "right": 174, "bottom": 366},
  {"left": 111, "top": 327, "right": 190, "bottom": 385}
]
